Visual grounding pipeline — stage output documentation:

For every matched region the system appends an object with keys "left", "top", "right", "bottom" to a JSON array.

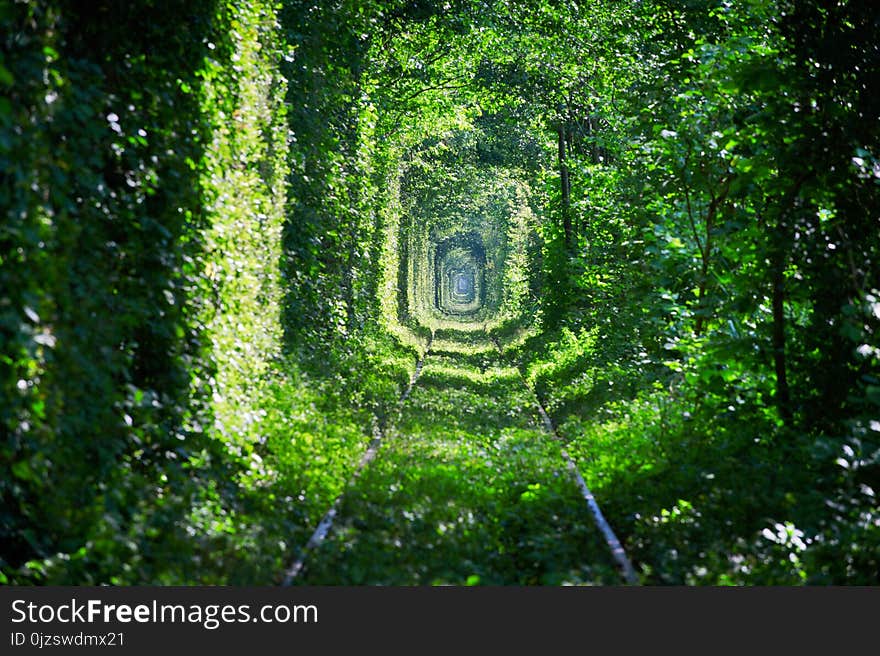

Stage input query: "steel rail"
[
  {"left": 493, "top": 338, "right": 640, "bottom": 585},
  {"left": 280, "top": 338, "right": 431, "bottom": 585},
  {"left": 530, "top": 388, "right": 640, "bottom": 585}
]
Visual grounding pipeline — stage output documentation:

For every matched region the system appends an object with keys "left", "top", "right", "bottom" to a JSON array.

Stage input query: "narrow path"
[{"left": 286, "top": 348, "right": 625, "bottom": 585}]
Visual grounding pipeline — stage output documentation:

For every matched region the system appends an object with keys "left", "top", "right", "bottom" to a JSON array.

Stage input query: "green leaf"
[
  {"left": 0, "top": 62, "right": 12, "bottom": 87},
  {"left": 12, "top": 460, "right": 34, "bottom": 482}
]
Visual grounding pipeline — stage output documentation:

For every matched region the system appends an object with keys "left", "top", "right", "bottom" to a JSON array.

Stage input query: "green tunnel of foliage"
[
  {"left": 1, "top": 0, "right": 878, "bottom": 584},
  {"left": 397, "top": 159, "right": 536, "bottom": 337}
]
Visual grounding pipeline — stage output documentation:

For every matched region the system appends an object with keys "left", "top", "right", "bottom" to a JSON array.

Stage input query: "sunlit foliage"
[{"left": 2, "top": 0, "right": 877, "bottom": 585}]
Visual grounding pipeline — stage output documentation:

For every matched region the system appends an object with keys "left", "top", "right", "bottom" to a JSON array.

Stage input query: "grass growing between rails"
[{"left": 293, "top": 355, "right": 620, "bottom": 585}]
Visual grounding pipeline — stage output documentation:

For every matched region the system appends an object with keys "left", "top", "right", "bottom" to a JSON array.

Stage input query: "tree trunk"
[
  {"left": 692, "top": 177, "right": 731, "bottom": 337},
  {"left": 693, "top": 255, "right": 711, "bottom": 337},
  {"left": 557, "top": 123, "right": 572, "bottom": 250},
  {"left": 771, "top": 251, "right": 792, "bottom": 422}
]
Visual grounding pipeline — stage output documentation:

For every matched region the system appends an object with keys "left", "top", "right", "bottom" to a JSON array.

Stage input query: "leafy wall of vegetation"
[
  {"left": 1, "top": 0, "right": 229, "bottom": 583},
  {"left": 0, "top": 0, "right": 406, "bottom": 585}
]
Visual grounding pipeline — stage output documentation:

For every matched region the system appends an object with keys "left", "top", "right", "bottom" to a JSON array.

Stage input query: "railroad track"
[{"left": 281, "top": 335, "right": 639, "bottom": 585}]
